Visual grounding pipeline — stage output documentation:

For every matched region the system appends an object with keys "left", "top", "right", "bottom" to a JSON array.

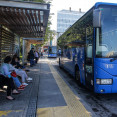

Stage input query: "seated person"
[
  {"left": 0, "top": 56, "right": 25, "bottom": 91},
  {"left": 11, "top": 55, "right": 29, "bottom": 72},
  {"left": 10, "top": 58, "right": 32, "bottom": 86},
  {"left": 12, "top": 55, "right": 25, "bottom": 69},
  {"left": 0, "top": 73, "right": 20, "bottom": 100},
  {"left": 10, "top": 63, "right": 32, "bottom": 86}
]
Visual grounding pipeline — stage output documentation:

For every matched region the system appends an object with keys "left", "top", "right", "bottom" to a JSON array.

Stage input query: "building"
[{"left": 57, "top": 8, "right": 85, "bottom": 37}]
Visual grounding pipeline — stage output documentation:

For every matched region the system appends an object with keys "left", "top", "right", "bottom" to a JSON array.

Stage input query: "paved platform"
[
  {"left": 0, "top": 63, "right": 40, "bottom": 117},
  {"left": 0, "top": 58, "right": 92, "bottom": 117}
]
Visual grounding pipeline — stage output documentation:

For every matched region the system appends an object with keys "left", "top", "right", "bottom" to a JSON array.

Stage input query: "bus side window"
[
  {"left": 87, "top": 44, "right": 92, "bottom": 58},
  {"left": 72, "top": 49, "right": 76, "bottom": 61}
]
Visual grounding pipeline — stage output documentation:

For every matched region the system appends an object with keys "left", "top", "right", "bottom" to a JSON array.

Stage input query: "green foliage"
[
  {"left": 44, "top": 22, "right": 55, "bottom": 40},
  {"left": 33, "top": 0, "right": 45, "bottom": 3},
  {"left": 32, "top": 44, "right": 37, "bottom": 46}
]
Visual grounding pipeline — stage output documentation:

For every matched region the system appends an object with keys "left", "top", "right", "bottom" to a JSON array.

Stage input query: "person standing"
[
  {"left": 34, "top": 51, "right": 39, "bottom": 63},
  {"left": 29, "top": 48, "right": 35, "bottom": 67}
]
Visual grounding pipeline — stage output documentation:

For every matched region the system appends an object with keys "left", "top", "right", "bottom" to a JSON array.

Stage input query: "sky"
[{"left": 50, "top": 0, "right": 117, "bottom": 30}]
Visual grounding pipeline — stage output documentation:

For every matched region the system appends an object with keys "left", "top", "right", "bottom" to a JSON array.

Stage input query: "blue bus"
[
  {"left": 48, "top": 46, "right": 57, "bottom": 58},
  {"left": 58, "top": 2, "right": 117, "bottom": 93}
]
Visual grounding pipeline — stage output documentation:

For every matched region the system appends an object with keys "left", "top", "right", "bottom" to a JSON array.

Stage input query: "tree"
[{"left": 44, "top": 17, "right": 56, "bottom": 44}]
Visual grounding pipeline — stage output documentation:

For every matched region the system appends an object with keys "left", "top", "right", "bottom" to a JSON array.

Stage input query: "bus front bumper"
[{"left": 94, "top": 77, "right": 117, "bottom": 93}]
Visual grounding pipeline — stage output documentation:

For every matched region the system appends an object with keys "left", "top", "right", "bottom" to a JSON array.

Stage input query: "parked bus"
[
  {"left": 48, "top": 46, "right": 57, "bottom": 58},
  {"left": 57, "top": 2, "right": 117, "bottom": 93}
]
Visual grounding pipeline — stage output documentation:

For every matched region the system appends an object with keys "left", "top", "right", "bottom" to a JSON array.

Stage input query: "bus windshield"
[
  {"left": 96, "top": 6, "right": 117, "bottom": 58},
  {"left": 49, "top": 46, "right": 57, "bottom": 54}
]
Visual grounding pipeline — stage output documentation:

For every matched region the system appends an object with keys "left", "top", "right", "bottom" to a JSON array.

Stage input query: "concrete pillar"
[
  {"left": 22, "top": 39, "right": 31, "bottom": 64},
  {"left": 25, "top": 40, "right": 31, "bottom": 59}
]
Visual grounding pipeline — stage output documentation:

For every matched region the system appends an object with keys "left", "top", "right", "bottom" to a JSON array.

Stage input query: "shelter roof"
[{"left": 0, "top": 0, "right": 50, "bottom": 38}]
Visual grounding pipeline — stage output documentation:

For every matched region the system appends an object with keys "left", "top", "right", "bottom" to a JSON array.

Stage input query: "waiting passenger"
[
  {"left": 29, "top": 48, "right": 35, "bottom": 67},
  {"left": 0, "top": 73, "right": 20, "bottom": 100},
  {"left": 10, "top": 63, "right": 32, "bottom": 86},
  {"left": 11, "top": 55, "right": 29, "bottom": 72},
  {"left": 34, "top": 51, "right": 39, "bottom": 63},
  {"left": 12, "top": 55, "right": 26, "bottom": 69},
  {"left": 0, "top": 56, "right": 24, "bottom": 90},
  {"left": 11, "top": 56, "right": 32, "bottom": 84}
]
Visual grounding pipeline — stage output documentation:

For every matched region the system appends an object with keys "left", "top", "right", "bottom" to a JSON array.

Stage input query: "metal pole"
[
  {"left": 18, "top": 36, "right": 20, "bottom": 57},
  {"left": 22, "top": 39, "right": 25, "bottom": 65}
]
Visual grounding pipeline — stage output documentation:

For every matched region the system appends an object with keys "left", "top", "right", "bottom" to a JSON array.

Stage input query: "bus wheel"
[{"left": 75, "top": 68, "right": 81, "bottom": 85}]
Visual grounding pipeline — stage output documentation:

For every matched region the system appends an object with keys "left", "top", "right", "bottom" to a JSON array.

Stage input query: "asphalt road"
[{"left": 48, "top": 57, "right": 117, "bottom": 117}]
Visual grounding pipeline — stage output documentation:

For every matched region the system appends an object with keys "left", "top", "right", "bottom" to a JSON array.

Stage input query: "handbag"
[{"left": 11, "top": 71, "right": 17, "bottom": 77}]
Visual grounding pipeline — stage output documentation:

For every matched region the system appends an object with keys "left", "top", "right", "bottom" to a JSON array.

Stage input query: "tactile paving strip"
[
  {"left": 49, "top": 64, "right": 91, "bottom": 117},
  {"left": 26, "top": 64, "right": 40, "bottom": 117}
]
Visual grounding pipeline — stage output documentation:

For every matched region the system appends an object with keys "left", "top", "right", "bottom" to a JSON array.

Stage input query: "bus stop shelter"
[{"left": 0, "top": 0, "right": 50, "bottom": 64}]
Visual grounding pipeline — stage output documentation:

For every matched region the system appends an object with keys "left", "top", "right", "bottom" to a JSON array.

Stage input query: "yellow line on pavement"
[
  {"left": 36, "top": 63, "right": 91, "bottom": 117},
  {"left": 49, "top": 64, "right": 91, "bottom": 117},
  {"left": 0, "top": 111, "right": 12, "bottom": 117},
  {"left": 37, "top": 106, "right": 72, "bottom": 117},
  {"left": 0, "top": 110, "right": 22, "bottom": 117}
]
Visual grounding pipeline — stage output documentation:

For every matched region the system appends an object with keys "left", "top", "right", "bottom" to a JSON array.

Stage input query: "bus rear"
[{"left": 48, "top": 46, "right": 57, "bottom": 58}]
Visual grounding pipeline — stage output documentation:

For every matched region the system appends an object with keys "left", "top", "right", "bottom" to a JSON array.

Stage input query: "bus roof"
[
  {"left": 57, "top": 5, "right": 93, "bottom": 41},
  {"left": 95, "top": 2, "right": 117, "bottom": 9},
  {"left": 57, "top": 2, "right": 117, "bottom": 44}
]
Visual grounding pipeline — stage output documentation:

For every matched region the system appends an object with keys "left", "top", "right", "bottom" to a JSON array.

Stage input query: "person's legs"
[
  {"left": 0, "top": 75, "right": 4, "bottom": 89},
  {"left": 23, "top": 71, "right": 33, "bottom": 82},
  {"left": 12, "top": 76, "right": 21, "bottom": 88},
  {"left": 16, "top": 69, "right": 32, "bottom": 83},
  {"left": 22, "top": 71, "right": 28, "bottom": 79},
  {"left": 35, "top": 57, "right": 38, "bottom": 63},
  {"left": 16, "top": 70, "right": 27, "bottom": 83},
  {"left": 0, "top": 75, "right": 20, "bottom": 100},
  {"left": 20, "top": 71, "right": 29, "bottom": 85},
  {"left": 7, "top": 83, "right": 12, "bottom": 96},
  {"left": 8, "top": 78, "right": 20, "bottom": 94},
  {"left": 6, "top": 78, "right": 16, "bottom": 92},
  {"left": 0, "top": 76, "right": 12, "bottom": 96},
  {"left": 32, "top": 59, "right": 35, "bottom": 65},
  {"left": 21, "top": 74, "right": 25, "bottom": 83},
  {"left": 30, "top": 59, "right": 33, "bottom": 66},
  {"left": 2, "top": 77, "right": 16, "bottom": 100}
]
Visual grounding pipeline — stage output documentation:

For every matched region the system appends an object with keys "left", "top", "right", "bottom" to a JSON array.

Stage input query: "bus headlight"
[{"left": 96, "top": 79, "right": 113, "bottom": 85}]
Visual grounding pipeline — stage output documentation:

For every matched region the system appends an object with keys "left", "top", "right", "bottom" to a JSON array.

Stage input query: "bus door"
[{"left": 85, "top": 27, "right": 94, "bottom": 89}]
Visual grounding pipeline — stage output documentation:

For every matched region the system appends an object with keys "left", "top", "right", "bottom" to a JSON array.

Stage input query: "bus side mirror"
[{"left": 93, "top": 9, "right": 101, "bottom": 27}]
